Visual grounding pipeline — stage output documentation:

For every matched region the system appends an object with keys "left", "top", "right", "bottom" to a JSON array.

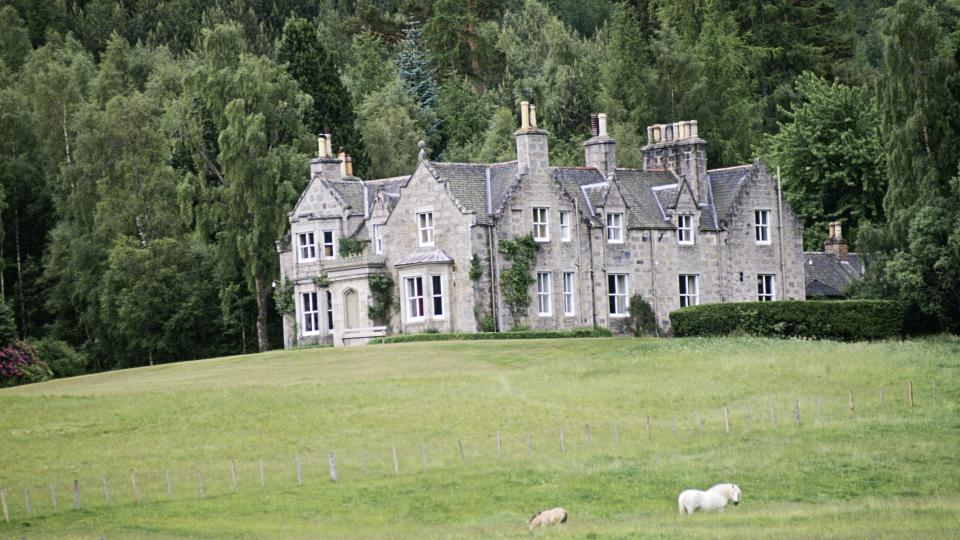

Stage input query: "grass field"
[{"left": 1, "top": 336, "right": 959, "bottom": 538}]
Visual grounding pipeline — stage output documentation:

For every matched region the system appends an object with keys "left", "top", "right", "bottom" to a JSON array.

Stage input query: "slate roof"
[
  {"left": 395, "top": 249, "right": 455, "bottom": 267},
  {"left": 707, "top": 164, "right": 753, "bottom": 226},
  {"left": 803, "top": 252, "right": 864, "bottom": 298},
  {"left": 423, "top": 161, "right": 520, "bottom": 224},
  {"left": 610, "top": 169, "right": 677, "bottom": 228},
  {"left": 551, "top": 167, "right": 607, "bottom": 221},
  {"left": 325, "top": 176, "right": 408, "bottom": 218}
]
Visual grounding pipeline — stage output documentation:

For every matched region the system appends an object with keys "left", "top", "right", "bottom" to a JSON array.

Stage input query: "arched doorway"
[{"left": 344, "top": 289, "right": 359, "bottom": 329}]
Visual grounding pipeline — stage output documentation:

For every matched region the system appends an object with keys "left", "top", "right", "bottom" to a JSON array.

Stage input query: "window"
[
  {"left": 537, "top": 272, "right": 552, "bottom": 316},
  {"left": 326, "top": 290, "right": 333, "bottom": 330},
  {"left": 608, "top": 274, "right": 628, "bottom": 316},
  {"left": 679, "top": 274, "right": 699, "bottom": 307},
  {"left": 417, "top": 212, "right": 434, "bottom": 246},
  {"left": 757, "top": 274, "right": 776, "bottom": 301},
  {"left": 301, "top": 292, "right": 320, "bottom": 335},
  {"left": 373, "top": 225, "right": 383, "bottom": 255},
  {"left": 563, "top": 272, "right": 575, "bottom": 316},
  {"left": 405, "top": 276, "right": 425, "bottom": 319},
  {"left": 298, "top": 232, "right": 317, "bottom": 262},
  {"left": 677, "top": 215, "right": 694, "bottom": 244},
  {"left": 532, "top": 207, "right": 549, "bottom": 242},
  {"left": 431, "top": 275, "right": 444, "bottom": 317},
  {"left": 322, "top": 231, "right": 335, "bottom": 258},
  {"left": 755, "top": 210, "right": 770, "bottom": 244},
  {"left": 559, "top": 211, "right": 571, "bottom": 242},
  {"left": 607, "top": 213, "right": 623, "bottom": 243}
]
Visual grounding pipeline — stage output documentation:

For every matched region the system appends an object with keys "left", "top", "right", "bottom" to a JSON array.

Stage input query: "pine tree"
[
  {"left": 398, "top": 23, "right": 439, "bottom": 112},
  {"left": 279, "top": 17, "right": 368, "bottom": 176}
]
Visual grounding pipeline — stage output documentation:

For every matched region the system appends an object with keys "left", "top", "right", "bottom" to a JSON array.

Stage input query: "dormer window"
[
  {"left": 677, "top": 215, "right": 694, "bottom": 245},
  {"left": 417, "top": 212, "right": 434, "bottom": 246},
  {"left": 532, "top": 207, "right": 549, "bottom": 242},
  {"left": 298, "top": 232, "right": 316, "bottom": 262},
  {"left": 606, "top": 213, "right": 623, "bottom": 243},
  {"left": 755, "top": 210, "right": 771, "bottom": 245}
]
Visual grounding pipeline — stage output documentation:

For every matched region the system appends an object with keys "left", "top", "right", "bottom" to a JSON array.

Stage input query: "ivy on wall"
[
  {"left": 273, "top": 279, "right": 296, "bottom": 315},
  {"left": 339, "top": 237, "right": 367, "bottom": 257},
  {"left": 368, "top": 273, "right": 395, "bottom": 325},
  {"left": 314, "top": 273, "right": 331, "bottom": 289},
  {"left": 498, "top": 234, "right": 540, "bottom": 326}
]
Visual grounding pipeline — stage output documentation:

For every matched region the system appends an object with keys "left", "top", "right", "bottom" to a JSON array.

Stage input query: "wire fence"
[{"left": 0, "top": 380, "right": 943, "bottom": 524}]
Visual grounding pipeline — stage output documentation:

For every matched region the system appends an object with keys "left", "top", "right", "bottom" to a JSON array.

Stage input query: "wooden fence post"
[
  {"left": 392, "top": 446, "right": 400, "bottom": 474},
  {"left": 848, "top": 390, "right": 854, "bottom": 415},
  {"left": 103, "top": 477, "right": 110, "bottom": 504},
  {"left": 1, "top": 487, "right": 9, "bottom": 522},
  {"left": 259, "top": 460, "right": 266, "bottom": 487},
  {"left": 585, "top": 424, "right": 591, "bottom": 448},
  {"left": 458, "top": 440, "right": 466, "bottom": 464},
  {"left": 50, "top": 483, "right": 57, "bottom": 511},
  {"left": 165, "top": 470, "right": 173, "bottom": 498},
  {"left": 24, "top": 488, "right": 32, "bottom": 517},
  {"left": 73, "top": 479, "right": 80, "bottom": 510},
  {"left": 793, "top": 399, "right": 800, "bottom": 426},
  {"left": 130, "top": 469, "right": 140, "bottom": 503},
  {"left": 296, "top": 454, "right": 303, "bottom": 485},
  {"left": 723, "top": 407, "right": 730, "bottom": 435},
  {"left": 231, "top": 460, "right": 238, "bottom": 493},
  {"left": 328, "top": 452, "right": 338, "bottom": 483},
  {"left": 196, "top": 469, "right": 205, "bottom": 498},
  {"left": 559, "top": 428, "right": 566, "bottom": 452},
  {"left": 908, "top": 381, "right": 914, "bottom": 409}
]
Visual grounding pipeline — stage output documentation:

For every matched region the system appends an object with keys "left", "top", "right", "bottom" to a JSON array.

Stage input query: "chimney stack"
[
  {"left": 642, "top": 120, "right": 707, "bottom": 201},
  {"left": 824, "top": 221, "right": 848, "bottom": 262},
  {"left": 310, "top": 132, "right": 344, "bottom": 180},
  {"left": 515, "top": 101, "right": 549, "bottom": 175},
  {"left": 584, "top": 112, "right": 617, "bottom": 177}
]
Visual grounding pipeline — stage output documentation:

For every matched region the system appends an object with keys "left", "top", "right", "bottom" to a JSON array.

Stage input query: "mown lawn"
[{"left": 1, "top": 336, "right": 958, "bottom": 538}]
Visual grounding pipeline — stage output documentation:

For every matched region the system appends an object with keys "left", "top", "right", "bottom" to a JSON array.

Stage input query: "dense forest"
[{"left": 0, "top": 0, "right": 957, "bottom": 375}]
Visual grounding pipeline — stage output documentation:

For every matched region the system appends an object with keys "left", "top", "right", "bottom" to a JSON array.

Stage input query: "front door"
[{"left": 344, "top": 289, "right": 359, "bottom": 329}]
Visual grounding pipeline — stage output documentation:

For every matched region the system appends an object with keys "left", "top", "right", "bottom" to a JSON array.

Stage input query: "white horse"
[
  {"left": 528, "top": 507, "right": 568, "bottom": 529},
  {"left": 678, "top": 483, "right": 741, "bottom": 514}
]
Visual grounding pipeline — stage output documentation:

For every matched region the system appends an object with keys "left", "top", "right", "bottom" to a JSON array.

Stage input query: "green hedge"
[
  {"left": 373, "top": 327, "right": 613, "bottom": 345},
  {"left": 669, "top": 300, "right": 905, "bottom": 341}
]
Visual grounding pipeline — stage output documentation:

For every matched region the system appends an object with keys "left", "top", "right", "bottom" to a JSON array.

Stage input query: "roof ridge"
[{"left": 707, "top": 164, "right": 752, "bottom": 172}]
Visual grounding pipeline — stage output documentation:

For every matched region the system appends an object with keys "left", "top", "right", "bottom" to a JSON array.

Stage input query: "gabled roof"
[
  {"left": 611, "top": 169, "right": 677, "bottom": 228},
  {"left": 708, "top": 164, "right": 753, "bottom": 225},
  {"left": 803, "top": 252, "right": 864, "bottom": 297},
  {"left": 551, "top": 167, "right": 607, "bottom": 221},
  {"left": 421, "top": 161, "right": 519, "bottom": 225}
]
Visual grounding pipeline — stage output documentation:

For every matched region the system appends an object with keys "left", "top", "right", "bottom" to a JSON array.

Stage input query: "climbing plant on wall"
[
  {"left": 498, "top": 234, "right": 540, "bottom": 327},
  {"left": 368, "top": 273, "right": 395, "bottom": 325},
  {"left": 339, "top": 237, "right": 367, "bottom": 257}
]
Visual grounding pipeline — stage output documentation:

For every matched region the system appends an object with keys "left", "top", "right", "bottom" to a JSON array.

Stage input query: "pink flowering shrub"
[{"left": 0, "top": 341, "right": 52, "bottom": 387}]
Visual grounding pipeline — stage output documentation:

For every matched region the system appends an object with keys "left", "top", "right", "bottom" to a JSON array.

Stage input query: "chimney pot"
[
  {"left": 590, "top": 113, "right": 599, "bottom": 137},
  {"left": 530, "top": 104, "right": 538, "bottom": 128},
  {"left": 598, "top": 113, "right": 608, "bottom": 137},
  {"left": 520, "top": 101, "right": 530, "bottom": 130},
  {"left": 345, "top": 154, "right": 353, "bottom": 176},
  {"left": 647, "top": 125, "right": 654, "bottom": 144},
  {"left": 690, "top": 120, "right": 698, "bottom": 138},
  {"left": 317, "top": 134, "right": 327, "bottom": 158}
]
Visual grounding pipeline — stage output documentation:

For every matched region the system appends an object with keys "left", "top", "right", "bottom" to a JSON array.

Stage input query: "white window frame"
[
  {"left": 298, "top": 232, "right": 316, "bottom": 262},
  {"left": 608, "top": 273, "right": 629, "bottom": 317},
  {"left": 755, "top": 210, "right": 771, "bottom": 245},
  {"left": 431, "top": 274, "right": 444, "bottom": 318},
  {"left": 405, "top": 276, "right": 425, "bottom": 320},
  {"left": 325, "top": 290, "right": 334, "bottom": 330},
  {"left": 607, "top": 213, "right": 624, "bottom": 244},
  {"left": 373, "top": 224, "right": 383, "bottom": 255},
  {"left": 301, "top": 291, "right": 320, "bottom": 335},
  {"left": 559, "top": 210, "right": 571, "bottom": 242},
  {"left": 758, "top": 274, "right": 776, "bottom": 301},
  {"left": 321, "top": 230, "right": 336, "bottom": 259},
  {"left": 532, "top": 207, "right": 550, "bottom": 242},
  {"left": 563, "top": 271, "right": 575, "bottom": 316},
  {"left": 537, "top": 272, "right": 552, "bottom": 316},
  {"left": 679, "top": 274, "right": 699, "bottom": 307},
  {"left": 677, "top": 214, "right": 694, "bottom": 245},
  {"left": 417, "top": 212, "right": 434, "bottom": 247}
]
